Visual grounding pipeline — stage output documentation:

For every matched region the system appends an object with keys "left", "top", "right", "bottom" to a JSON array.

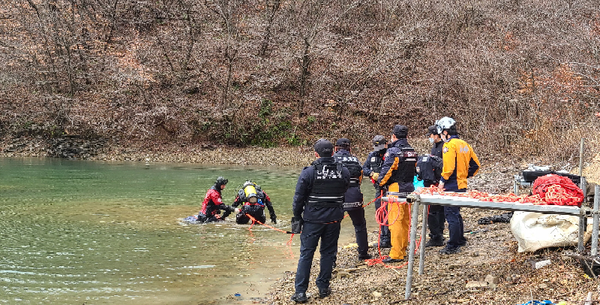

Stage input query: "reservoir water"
[{"left": 0, "top": 157, "right": 378, "bottom": 304}]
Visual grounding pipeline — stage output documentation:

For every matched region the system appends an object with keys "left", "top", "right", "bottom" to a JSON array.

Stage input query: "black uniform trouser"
[
  {"left": 424, "top": 180, "right": 445, "bottom": 241},
  {"left": 346, "top": 207, "right": 369, "bottom": 256},
  {"left": 373, "top": 187, "right": 390, "bottom": 244},
  {"left": 294, "top": 221, "right": 341, "bottom": 293}
]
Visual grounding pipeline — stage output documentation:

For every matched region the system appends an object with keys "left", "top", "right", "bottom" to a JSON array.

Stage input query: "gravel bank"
[
  {"left": 0, "top": 136, "right": 329, "bottom": 167},
  {"left": 260, "top": 167, "right": 598, "bottom": 305}
]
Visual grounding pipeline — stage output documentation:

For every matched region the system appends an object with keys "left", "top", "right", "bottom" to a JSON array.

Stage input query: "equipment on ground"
[{"left": 515, "top": 165, "right": 583, "bottom": 198}]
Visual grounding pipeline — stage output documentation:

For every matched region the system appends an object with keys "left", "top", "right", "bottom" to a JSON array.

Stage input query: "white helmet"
[{"left": 435, "top": 117, "right": 456, "bottom": 134}]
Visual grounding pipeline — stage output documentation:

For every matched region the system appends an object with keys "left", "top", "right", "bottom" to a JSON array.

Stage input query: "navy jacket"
[
  {"left": 362, "top": 149, "right": 386, "bottom": 178},
  {"left": 431, "top": 140, "right": 444, "bottom": 158},
  {"left": 377, "top": 138, "right": 415, "bottom": 193},
  {"left": 292, "top": 157, "right": 350, "bottom": 223},
  {"left": 333, "top": 149, "right": 364, "bottom": 208}
]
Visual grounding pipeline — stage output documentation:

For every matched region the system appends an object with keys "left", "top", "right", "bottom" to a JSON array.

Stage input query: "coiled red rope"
[
  {"left": 532, "top": 174, "right": 584, "bottom": 206},
  {"left": 366, "top": 193, "right": 422, "bottom": 268}
]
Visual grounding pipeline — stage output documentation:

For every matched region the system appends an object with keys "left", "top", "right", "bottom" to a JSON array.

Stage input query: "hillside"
[{"left": 1, "top": 0, "right": 599, "bottom": 165}]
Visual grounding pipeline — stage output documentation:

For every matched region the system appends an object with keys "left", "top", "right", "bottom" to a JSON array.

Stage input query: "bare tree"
[
  {"left": 258, "top": 0, "right": 281, "bottom": 56},
  {"left": 205, "top": 0, "right": 248, "bottom": 108},
  {"left": 283, "top": 0, "right": 364, "bottom": 115}
]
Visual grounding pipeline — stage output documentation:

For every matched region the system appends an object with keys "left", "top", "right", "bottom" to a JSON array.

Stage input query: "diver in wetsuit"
[
  {"left": 197, "top": 177, "right": 235, "bottom": 223},
  {"left": 232, "top": 181, "right": 277, "bottom": 224}
]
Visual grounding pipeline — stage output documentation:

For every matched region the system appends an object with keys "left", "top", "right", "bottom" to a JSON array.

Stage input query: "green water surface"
[{"left": 0, "top": 157, "right": 378, "bottom": 304}]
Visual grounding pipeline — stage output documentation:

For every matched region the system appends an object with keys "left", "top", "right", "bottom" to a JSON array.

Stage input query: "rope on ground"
[
  {"left": 366, "top": 256, "right": 409, "bottom": 269},
  {"left": 367, "top": 223, "right": 409, "bottom": 269}
]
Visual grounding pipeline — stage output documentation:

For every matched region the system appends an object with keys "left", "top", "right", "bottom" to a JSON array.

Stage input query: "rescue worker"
[
  {"left": 232, "top": 181, "right": 277, "bottom": 224},
  {"left": 333, "top": 138, "right": 371, "bottom": 260},
  {"left": 429, "top": 125, "right": 444, "bottom": 158},
  {"left": 418, "top": 125, "right": 446, "bottom": 247},
  {"left": 197, "top": 177, "right": 235, "bottom": 223},
  {"left": 436, "top": 117, "right": 481, "bottom": 254},
  {"left": 290, "top": 139, "right": 350, "bottom": 303},
  {"left": 362, "top": 135, "right": 391, "bottom": 248},
  {"left": 377, "top": 125, "right": 417, "bottom": 263}
]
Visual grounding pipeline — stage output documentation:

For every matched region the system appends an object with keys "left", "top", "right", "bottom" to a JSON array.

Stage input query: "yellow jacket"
[{"left": 441, "top": 137, "right": 480, "bottom": 190}]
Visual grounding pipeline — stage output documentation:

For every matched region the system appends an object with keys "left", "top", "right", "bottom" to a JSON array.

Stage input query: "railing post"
[
  {"left": 419, "top": 202, "right": 428, "bottom": 275},
  {"left": 579, "top": 177, "right": 587, "bottom": 253},
  {"left": 579, "top": 138, "right": 585, "bottom": 177},
  {"left": 405, "top": 197, "right": 420, "bottom": 300},
  {"left": 592, "top": 185, "right": 599, "bottom": 256}
]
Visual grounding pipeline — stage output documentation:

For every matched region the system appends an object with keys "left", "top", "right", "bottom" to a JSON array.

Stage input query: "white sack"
[{"left": 510, "top": 211, "right": 592, "bottom": 253}]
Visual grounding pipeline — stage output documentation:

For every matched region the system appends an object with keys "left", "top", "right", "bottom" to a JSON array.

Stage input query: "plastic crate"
[{"left": 521, "top": 170, "right": 581, "bottom": 185}]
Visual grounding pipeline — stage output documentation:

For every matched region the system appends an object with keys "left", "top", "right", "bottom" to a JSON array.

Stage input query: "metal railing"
[{"left": 382, "top": 187, "right": 600, "bottom": 300}]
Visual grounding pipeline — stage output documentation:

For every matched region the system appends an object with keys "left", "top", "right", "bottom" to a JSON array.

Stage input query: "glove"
[
  {"left": 271, "top": 216, "right": 277, "bottom": 224},
  {"left": 221, "top": 205, "right": 233, "bottom": 218},
  {"left": 291, "top": 216, "right": 303, "bottom": 234},
  {"left": 371, "top": 172, "right": 379, "bottom": 181},
  {"left": 235, "top": 208, "right": 241, "bottom": 214}
]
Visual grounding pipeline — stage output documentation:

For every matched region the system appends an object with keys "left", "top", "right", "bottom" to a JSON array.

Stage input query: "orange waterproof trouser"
[{"left": 387, "top": 183, "right": 410, "bottom": 260}]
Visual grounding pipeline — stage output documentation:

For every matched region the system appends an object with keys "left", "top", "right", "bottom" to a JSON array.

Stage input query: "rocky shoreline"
[
  {"left": 260, "top": 167, "right": 597, "bottom": 305},
  {"left": 0, "top": 135, "right": 326, "bottom": 167},
  {"left": 263, "top": 218, "right": 596, "bottom": 305}
]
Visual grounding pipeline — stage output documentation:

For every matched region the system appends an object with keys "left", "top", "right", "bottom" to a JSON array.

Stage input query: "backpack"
[{"left": 416, "top": 155, "right": 443, "bottom": 182}]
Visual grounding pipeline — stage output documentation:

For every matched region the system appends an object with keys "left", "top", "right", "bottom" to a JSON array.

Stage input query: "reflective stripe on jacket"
[
  {"left": 292, "top": 157, "right": 350, "bottom": 223},
  {"left": 378, "top": 139, "right": 417, "bottom": 187}
]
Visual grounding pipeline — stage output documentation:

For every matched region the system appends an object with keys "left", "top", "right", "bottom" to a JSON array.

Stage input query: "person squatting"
[{"left": 232, "top": 181, "right": 277, "bottom": 224}]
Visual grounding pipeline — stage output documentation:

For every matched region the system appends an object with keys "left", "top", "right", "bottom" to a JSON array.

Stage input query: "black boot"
[
  {"left": 291, "top": 292, "right": 308, "bottom": 303},
  {"left": 379, "top": 239, "right": 391, "bottom": 248},
  {"left": 425, "top": 238, "right": 444, "bottom": 247}
]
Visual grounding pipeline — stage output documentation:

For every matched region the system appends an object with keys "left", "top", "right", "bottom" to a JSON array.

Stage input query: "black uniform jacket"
[{"left": 292, "top": 157, "right": 350, "bottom": 223}]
